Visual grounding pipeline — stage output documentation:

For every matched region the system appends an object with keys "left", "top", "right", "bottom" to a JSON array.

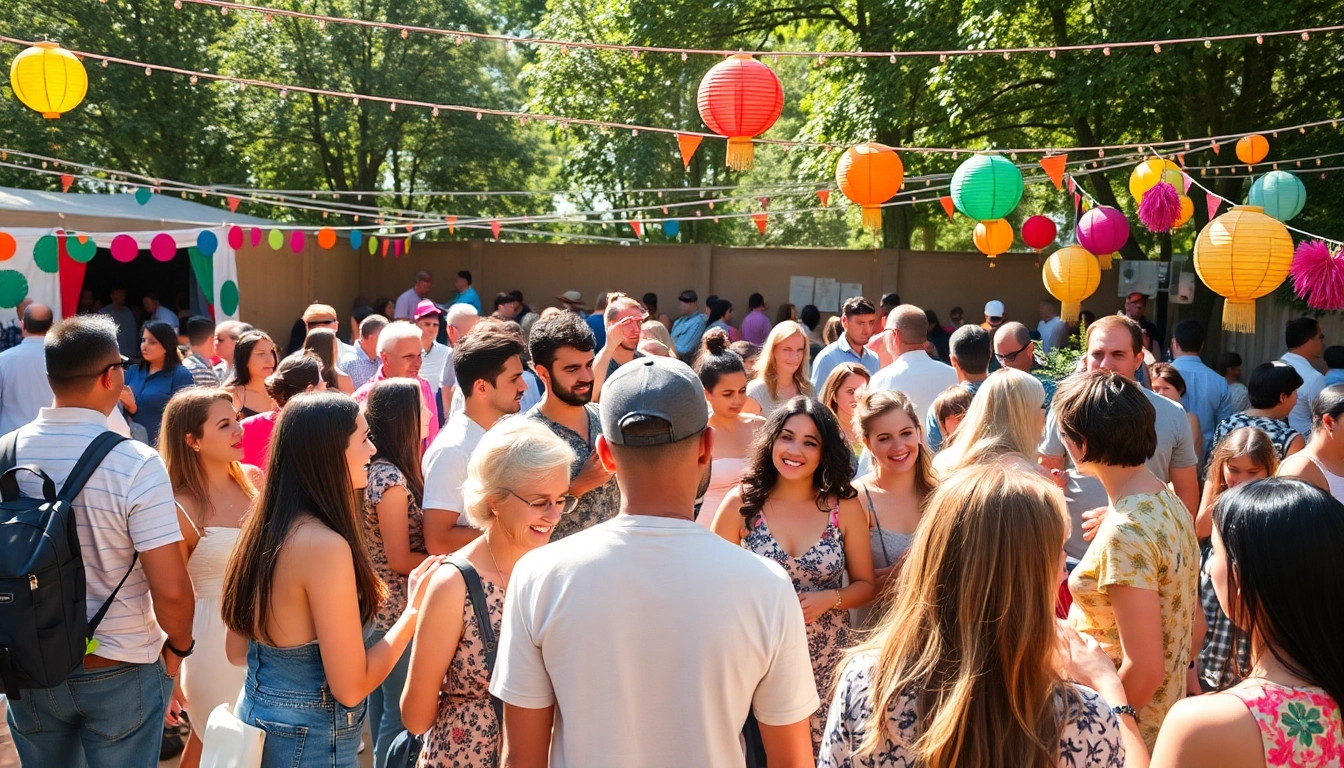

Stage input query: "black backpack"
[{"left": 0, "top": 430, "right": 131, "bottom": 700}]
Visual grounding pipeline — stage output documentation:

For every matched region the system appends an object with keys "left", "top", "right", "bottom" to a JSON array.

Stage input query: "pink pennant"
[
  {"left": 1066, "top": 176, "right": 1076, "bottom": 194},
  {"left": 249, "top": 227, "right": 262, "bottom": 247},
  {"left": 758, "top": 197, "right": 770, "bottom": 210},
  {"left": 1181, "top": 173, "right": 1193, "bottom": 193},
  {"left": 1073, "top": 191, "right": 1081, "bottom": 209},
  {"left": 227, "top": 196, "right": 241, "bottom": 213},
  {"left": 394, "top": 240, "right": 403, "bottom": 258},
  {"left": 490, "top": 219, "right": 501, "bottom": 239},
  {"left": 1206, "top": 193, "right": 1222, "bottom": 221}
]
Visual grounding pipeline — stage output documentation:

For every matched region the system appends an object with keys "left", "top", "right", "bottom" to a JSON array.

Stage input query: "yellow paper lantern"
[
  {"left": 973, "top": 218, "right": 1013, "bottom": 260},
  {"left": 9, "top": 42, "right": 88, "bottom": 119},
  {"left": 1128, "top": 158, "right": 1183, "bottom": 201},
  {"left": 1043, "top": 245, "right": 1100, "bottom": 323},
  {"left": 1194, "top": 205, "right": 1294, "bottom": 333},
  {"left": 1174, "top": 195, "right": 1194, "bottom": 228}
]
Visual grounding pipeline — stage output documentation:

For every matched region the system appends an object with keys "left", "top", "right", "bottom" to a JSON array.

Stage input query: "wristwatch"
[
  {"left": 1111, "top": 704, "right": 1139, "bottom": 722},
  {"left": 166, "top": 639, "right": 196, "bottom": 659}
]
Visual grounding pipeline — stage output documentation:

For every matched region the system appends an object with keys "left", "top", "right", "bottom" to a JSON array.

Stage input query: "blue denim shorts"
[{"left": 237, "top": 642, "right": 367, "bottom": 768}]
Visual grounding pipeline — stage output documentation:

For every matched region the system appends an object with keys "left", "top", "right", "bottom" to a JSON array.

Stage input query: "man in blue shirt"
[
  {"left": 1169, "top": 319, "right": 1234, "bottom": 452},
  {"left": 451, "top": 270, "right": 482, "bottom": 314},
  {"left": 810, "top": 296, "right": 880, "bottom": 390},
  {"left": 141, "top": 292, "right": 178, "bottom": 333},
  {"left": 670, "top": 290, "right": 707, "bottom": 363}
]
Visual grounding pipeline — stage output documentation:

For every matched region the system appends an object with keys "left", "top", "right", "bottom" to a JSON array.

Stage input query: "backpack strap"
[
  {"left": 57, "top": 432, "right": 127, "bottom": 504},
  {"left": 0, "top": 430, "right": 17, "bottom": 473},
  {"left": 445, "top": 556, "right": 503, "bottom": 727}
]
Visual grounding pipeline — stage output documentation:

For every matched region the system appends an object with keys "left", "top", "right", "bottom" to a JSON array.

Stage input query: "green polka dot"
[
  {"left": 67, "top": 235, "right": 97, "bottom": 263},
  {"left": 267, "top": 229, "right": 283, "bottom": 250},
  {"left": 219, "top": 280, "right": 239, "bottom": 316},
  {"left": 33, "top": 235, "right": 59, "bottom": 273},
  {"left": 0, "top": 270, "right": 29, "bottom": 308}
]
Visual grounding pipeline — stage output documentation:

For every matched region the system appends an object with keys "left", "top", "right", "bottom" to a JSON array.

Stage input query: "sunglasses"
[
  {"left": 102, "top": 356, "right": 132, "bottom": 375},
  {"left": 306, "top": 319, "right": 338, "bottom": 329},
  {"left": 995, "top": 341, "right": 1032, "bottom": 364}
]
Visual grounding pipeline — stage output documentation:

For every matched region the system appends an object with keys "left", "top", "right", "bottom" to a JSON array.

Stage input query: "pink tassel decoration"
[
  {"left": 1290, "top": 240, "right": 1344, "bottom": 310},
  {"left": 1138, "top": 181, "right": 1182, "bottom": 233}
]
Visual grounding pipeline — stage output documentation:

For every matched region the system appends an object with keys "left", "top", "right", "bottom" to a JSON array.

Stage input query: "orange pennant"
[
  {"left": 446, "top": 215, "right": 457, "bottom": 235},
  {"left": 677, "top": 134, "right": 702, "bottom": 169},
  {"left": 816, "top": 189, "right": 830, "bottom": 206},
  {"left": 939, "top": 196, "right": 955, "bottom": 220},
  {"left": 490, "top": 219, "right": 501, "bottom": 239},
  {"left": 1039, "top": 154, "right": 1067, "bottom": 190},
  {"left": 381, "top": 239, "right": 389, "bottom": 258},
  {"left": 226, "top": 196, "right": 241, "bottom": 213},
  {"left": 60, "top": 174, "right": 74, "bottom": 192},
  {"left": 630, "top": 220, "right": 643, "bottom": 238},
  {"left": 752, "top": 213, "right": 768, "bottom": 235},
  {"left": 1210, "top": 142, "right": 1221, "bottom": 155}
]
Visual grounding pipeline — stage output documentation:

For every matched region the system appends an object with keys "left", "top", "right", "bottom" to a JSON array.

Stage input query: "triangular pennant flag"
[
  {"left": 752, "top": 213, "right": 768, "bottom": 235},
  {"left": 405, "top": 224, "right": 414, "bottom": 234},
  {"left": 1073, "top": 191, "right": 1082, "bottom": 209},
  {"left": 1206, "top": 193, "right": 1222, "bottom": 221},
  {"left": 939, "top": 196, "right": 955, "bottom": 220},
  {"left": 1210, "top": 142, "right": 1221, "bottom": 155},
  {"left": 758, "top": 197, "right": 769, "bottom": 210},
  {"left": 394, "top": 240, "right": 403, "bottom": 258},
  {"left": 1175, "top": 153, "right": 1185, "bottom": 167},
  {"left": 1066, "top": 176, "right": 1076, "bottom": 194},
  {"left": 816, "top": 189, "right": 830, "bottom": 206},
  {"left": 60, "top": 174, "right": 74, "bottom": 193},
  {"left": 446, "top": 216, "right": 457, "bottom": 235},
  {"left": 677, "top": 134, "right": 702, "bottom": 169},
  {"left": 1039, "top": 154, "right": 1067, "bottom": 190},
  {"left": 1181, "top": 173, "right": 1193, "bottom": 193},
  {"left": 490, "top": 219, "right": 501, "bottom": 239},
  {"left": 630, "top": 220, "right": 643, "bottom": 238},
  {"left": 227, "top": 196, "right": 241, "bottom": 213},
  {"left": 381, "top": 239, "right": 389, "bottom": 258}
]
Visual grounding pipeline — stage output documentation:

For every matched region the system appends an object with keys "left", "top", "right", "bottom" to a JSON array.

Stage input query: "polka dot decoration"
[{"left": 110, "top": 234, "right": 139, "bottom": 262}]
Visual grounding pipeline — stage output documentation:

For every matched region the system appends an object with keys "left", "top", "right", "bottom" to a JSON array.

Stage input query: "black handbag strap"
[{"left": 446, "top": 555, "right": 503, "bottom": 726}]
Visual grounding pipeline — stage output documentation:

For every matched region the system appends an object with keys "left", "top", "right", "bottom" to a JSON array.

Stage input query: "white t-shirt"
[
  {"left": 420, "top": 341, "right": 452, "bottom": 397},
  {"left": 491, "top": 515, "right": 819, "bottom": 768},
  {"left": 1281, "top": 351, "right": 1326, "bottom": 436},
  {"left": 868, "top": 350, "right": 958, "bottom": 430},
  {"left": 421, "top": 410, "right": 486, "bottom": 525}
]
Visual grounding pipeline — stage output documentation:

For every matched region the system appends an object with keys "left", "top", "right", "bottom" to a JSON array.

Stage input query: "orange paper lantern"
[
  {"left": 973, "top": 219, "right": 1013, "bottom": 259},
  {"left": 835, "top": 143, "right": 904, "bottom": 232},
  {"left": 1235, "top": 135, "right": 1269, "bottom": 165},
  {"left": 696, "top": 55, "right": 783, "bottom": 171}
]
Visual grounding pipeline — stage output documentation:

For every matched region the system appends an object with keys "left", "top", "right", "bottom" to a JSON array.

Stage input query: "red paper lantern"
[
  {"left": 1021, "top": 215, "right": 1057, "bottom": 250},
  {"left": 696, "top": 54, "right": 783, "bottom": 171}
]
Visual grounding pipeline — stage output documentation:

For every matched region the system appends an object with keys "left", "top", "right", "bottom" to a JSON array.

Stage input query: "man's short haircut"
[
  {"left": 880, "top": 293, "right": 900, "bottom": 311},
  {"left": 642, "top": 292, "right": 658, "bottom": 309},
  {"left": 456, "top": 270, "right": 473, "bottom": 284},
  {"left": 493, "top": 292, "right": 516, "bottom": 310},
  {"left": 184, "top": 315, "right": 214, "bottom": 346},
  {"left": 22, "top": 304, "right": 53, "bottom": 335},
  {"left": 1053, "top": 370, "right": 1157, "bottom": 467},
  {"left": 841, "top": 296, "right": 876, "bottom": 318},
  {"left": 45, "top": 315, "right": 120, "bottom": 394},
  {"left": 352, "top": 305, "right": 375, "bottom": 326},
  {"left": 1247, "top": 361, "right": 1305, "bottom": 409},
  {"left": 508, "top": 289, "right": 525, "bottom": 302},
  {"left": 799, "top": 304, "right": 820, "bottom": 331},
  {"left": 889, "top": 304, "right": 928, "bottom": 345},
  {"left": 1214, "top": 351, "right": 1242, "bottom": 376},
  {"left": 455, "top": 331, "right": 524, "bottom": 393},
  {"left": 603, "top": 293, "right": 642, "bottom": 325},
  {"left": 1172, "top": 319, "right": 1206, "bottom": 354},
  {"left": 1325, "top": 346, "right": 1344, "bottom": 370},
  {"left": 677, "top": 289, "right": 697, "bottom": 304},
  {"left": 529, "top": 310, "right": 596, "bottom": 370},
  {"left": 445, "top": 303, "right": 480, "bottom": 328},
  {"left": 414, "top": 270, "right": 431, "bottom": 282},
  {"left": 995, "top": 321, "right": 1031, "bottom": 348},
  {"left": 1086, "top": 315, "right": 1143, "bottom": 355},
  {"left": 144, "top": 291, "right": 161, "bottom": 304},
  {"left": 1127, "top": 291, "right": 1148, "bottom": 306},
  {"left": 360, "top": 314, "right": 389, "bottom": 340},
  {"left": 1286, "top": 317, "right": 1321, "bottom": 350},
  {"left": 748, "top": 293, "right": 765, "bottom": 310},
  {"left": 376, "top": 321, "right": 421, "bottom": 355},
  {"left": 948, "top": 325, "right": 992, "bottom": 375}
]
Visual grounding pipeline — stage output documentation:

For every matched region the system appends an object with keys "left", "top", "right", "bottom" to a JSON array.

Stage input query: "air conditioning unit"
[{"left": 1116, "top": 260, "right": 1160, "bottom": 298}]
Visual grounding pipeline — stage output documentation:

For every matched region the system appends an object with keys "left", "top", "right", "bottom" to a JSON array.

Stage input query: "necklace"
[{"left": 483, "top": 534, "right": 511, "bottom": 587}]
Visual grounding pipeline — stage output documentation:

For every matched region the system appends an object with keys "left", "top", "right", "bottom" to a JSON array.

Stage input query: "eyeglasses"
[
  {"left": 995, "top": 341, "right": 1032, "bottom": 364},
  {"left": 505, "top": 489, "right": 579, "bottom": 516}
]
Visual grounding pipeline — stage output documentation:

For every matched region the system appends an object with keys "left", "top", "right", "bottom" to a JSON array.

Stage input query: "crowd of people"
[{"left": 0, "top": 270, "right": 1341, "bottom": 768}]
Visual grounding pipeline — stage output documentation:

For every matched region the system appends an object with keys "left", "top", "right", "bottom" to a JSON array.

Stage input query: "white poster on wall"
[
  {"left": 789, "top": 275, "right": 815, "bottom": 308},
  {"left": 839, "top": 282, "right": 864, "bottom": 306},
  {"left": 814, "top": 278, "right": 840, "bottom": 313}
]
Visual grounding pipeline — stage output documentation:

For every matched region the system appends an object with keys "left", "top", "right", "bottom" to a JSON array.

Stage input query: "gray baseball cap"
[{"left": 600, "top": 356, "right": 708, "bottom": 446}]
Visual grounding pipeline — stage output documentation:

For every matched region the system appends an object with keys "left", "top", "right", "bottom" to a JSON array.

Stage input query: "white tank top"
[{"left": 1307, "top": 456, "right": 1344, "bottom": 502}]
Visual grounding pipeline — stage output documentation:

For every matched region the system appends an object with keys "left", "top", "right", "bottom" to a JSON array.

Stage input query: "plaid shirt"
[{"left": 1198, "top": 553, "right": 1250, "bottom": 690}]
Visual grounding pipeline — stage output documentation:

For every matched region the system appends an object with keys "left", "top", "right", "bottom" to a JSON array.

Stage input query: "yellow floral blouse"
[{"left": 1068, "top": 488, "right": 1199, "bottom": 749}]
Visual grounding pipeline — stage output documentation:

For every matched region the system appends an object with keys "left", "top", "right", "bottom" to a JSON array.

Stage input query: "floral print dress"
[
  {"left": 418, "top": 574, "right": 506, "bottom": 768},
  {"left": 1226, "top": 681, "right": 1344, "bottom": 766},
  {"left": 363, "top": 460, "right": 426, "bottom": 632},
  {"left": 743, "top": 502, "right": 849, "bottom": 752}
]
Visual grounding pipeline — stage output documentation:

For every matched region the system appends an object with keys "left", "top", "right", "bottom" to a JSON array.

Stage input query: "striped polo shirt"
[{"left": 12, "top": 407, "right": 181, "bottom": 664}]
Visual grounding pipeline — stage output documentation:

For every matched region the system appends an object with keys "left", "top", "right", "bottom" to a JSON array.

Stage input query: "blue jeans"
[
  {"left": 367, "top": 630, "right": 412, "bottom": 768},
  {"left": 237, "top": 641, "right": 366, "bottom": 768},
  {"left": 6, "top": 659, "right": 173, "bottom": 768}
]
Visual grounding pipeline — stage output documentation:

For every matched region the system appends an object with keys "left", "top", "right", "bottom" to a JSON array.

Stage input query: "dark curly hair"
[{"left": 738, "top": 396, "right": 856, "bottom": 522}]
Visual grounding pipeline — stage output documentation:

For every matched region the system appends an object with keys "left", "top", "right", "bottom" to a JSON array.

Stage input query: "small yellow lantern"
[
  {"left": 1042, "top": 245, "right": 1100, "bottom": 323},
  {"left": 1194, "top": 205, "right": 1294, "bottom": 333},
  {"left": 1128, "top": 158, "right": 1183, "bottom": 201},
  {"left": 9, "top": 42, "right": 87, "bottom": 119}
]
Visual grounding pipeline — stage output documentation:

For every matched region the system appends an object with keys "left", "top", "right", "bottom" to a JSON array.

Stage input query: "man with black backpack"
[{"left": 1, "top": 315, "right": 194, "bottom": 768}]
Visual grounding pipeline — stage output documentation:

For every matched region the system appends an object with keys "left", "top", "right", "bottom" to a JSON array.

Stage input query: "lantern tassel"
[
  {"left": 1289, "top": 240, "right": 1344, "bottom": 310},
  {"left": 1138, "top": 181, "right": 1182, "bottom": 233},
  {"left": 1061, "top": 301, "right": 1081, "bottom": 324},
  {"left": 1098, "top": 253, "right": 1112, "bottom": 270},
  {"left": 1221, "top": 299, "right": 1257, "bottom": 334},
  {"left": 726, "top": 137, "right": 755, "bottom": 171},
  {"left": 861, "top": 206, "right": 882, "bottom": 232}
]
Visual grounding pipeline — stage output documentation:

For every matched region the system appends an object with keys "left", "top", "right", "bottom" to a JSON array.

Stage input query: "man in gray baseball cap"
[{"left": 492, "top": 356, "right": 817, "bottom": 768}]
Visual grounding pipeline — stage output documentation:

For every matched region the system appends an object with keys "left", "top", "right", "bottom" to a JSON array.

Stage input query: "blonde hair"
[
  {"left": 1207, "top": 426, "right": 1279, "bottom": 499},
  {"left": 640, "top": 320, "right": 673, "bottom": 349},
  {"left": 851, "top": 463, "right": 1075, "bottom": 765},
  {"left": 461, "top": 418, "right": 576, "bottom": 528},
  {"left": 934, "top": 369, "right": 1045, "bottom": 475},
  {"left": 855, "top": 390, "right": 936, "bottom": 499},
  {"left": 757, "top": 321, "right": 812, "bottom": 399},
  {"left": 159, "top": 389, "right": 257, "bottom": 513}
]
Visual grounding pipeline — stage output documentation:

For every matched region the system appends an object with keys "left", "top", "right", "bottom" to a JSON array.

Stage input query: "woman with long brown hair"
[
  {"left": 222, "top": 393, "right": 444, "bottom": 768},
  {"left": 160, "top": 389, "right": 262, "bottom": 768},
  {"left": 819, "top": 463, "right": 1137, "bottom": 767},
  {"left": 303, "top": 327, "right": 355, "bottom": 394},
  {"left": 225, "top": 330, "right": 280, "bottom": 418},
  {"left": 819, "top": 362, "right": 871, "bottom": 462}
]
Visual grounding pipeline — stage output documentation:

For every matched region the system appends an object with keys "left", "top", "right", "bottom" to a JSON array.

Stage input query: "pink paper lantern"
[
  {"left": 150, "top": 233, "right": 177, "bottom": 262},
  {"left": 1077, "top": 206, "right": 1130, "bottom": 256},
  {"left": 289, "top": 230, "right": 305, "bottom": 254},
  {"left": 249, "top": 227, "right": 262, "bottom": 247},
  {"left": 110, "top": 234, "right": 139, "bottom": 263},
  {"left": 227, "top": 225, "right": 244, "bottom": 249},
  {"left": 1021, "top": 215, "right": 1057, "bottom": 250}
]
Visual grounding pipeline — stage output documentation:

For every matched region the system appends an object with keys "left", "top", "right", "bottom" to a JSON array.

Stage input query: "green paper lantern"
[
  {"left": 67, "top": 234, "right": 97, "bottom": 263},
  {"left": 267, "top": 229, "right": 284, "bottom": 250},
  {"left": 0, "top": 270, "right": 29, "bottom": 308},
  {"left": 219, "top": 279, "right": 239, "bottom": 316},
  {"left": 33, "top": 235, "right": 60, "bottom": 273},
  {"left": 1248, "top": 171, "right": 1306, "bottom": 222},
  {"left": 950, "top": 154, "right": 1023, "bottom": 220}
]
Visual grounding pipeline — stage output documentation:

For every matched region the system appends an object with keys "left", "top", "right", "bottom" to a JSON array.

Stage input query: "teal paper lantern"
[
  {"left": 1248, "top": 171, "right": 1306, "bottom": 222},
  {"left": 950, "top": 154, "right": 1023, "bottom": 220}
]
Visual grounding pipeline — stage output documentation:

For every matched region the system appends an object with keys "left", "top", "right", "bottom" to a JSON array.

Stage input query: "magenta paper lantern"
[
  {"left": 110, "top": 234, "right": 139, "bottom": 263},
  {"left": 1021, "top": 215, "right": 1057, "bottom": 250},
  {"left": 227, "top": 225, "right": 244, "bottom": 249},
  {"left": 249, "top": 227, "right": 262, "bottom": 247},
  {"left": 289, "top": 230, "right": 305, "bottom": 254},
  {"left": 150, "top": 233, "right": 177, "bottom": 262},
  {"left": 1077, "top": 205, "right": 1130, "bottom": 255}
]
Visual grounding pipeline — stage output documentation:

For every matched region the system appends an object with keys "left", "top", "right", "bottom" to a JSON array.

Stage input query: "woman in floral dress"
[
  {"left": 1151, "top": 478, "right": 1344, "bottom": 768},
  {"left": 402, "top": 419, "right": 575, "bottom": 767},
  {"left": 711, "top": 396, "right": 874, "bottom": 751}
]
